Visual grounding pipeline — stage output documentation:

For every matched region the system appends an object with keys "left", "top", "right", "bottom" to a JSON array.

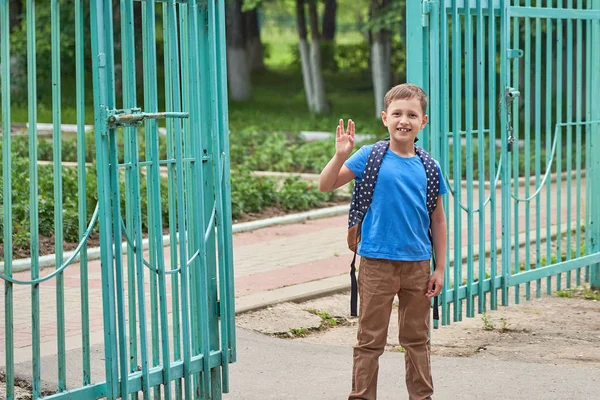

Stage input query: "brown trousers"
[{"left": 349, "top": 257, "right": 433, "bottom": 400}]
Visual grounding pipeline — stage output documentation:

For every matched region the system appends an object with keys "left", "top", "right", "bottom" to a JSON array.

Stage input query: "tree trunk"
[
  {"left": 371, "top": 0, "right": 391, "bottom": 117},
  {"left": 322, "top": 0, "right": 337, "bottom": 41},
  {"left": 296, "top": 0, "right": 315, "bottom": 112},
  {"left": 226, "top": 0, "right": 252, "bottom": 101},
  {"left": 9, "top": 0, "right": 24, "bottom": 32},
  {"left": 307, "top": 0, "right": 330, "bottom": 114},
  {"left": 245, "top": 8, "right": 265, "bottom": 72}
]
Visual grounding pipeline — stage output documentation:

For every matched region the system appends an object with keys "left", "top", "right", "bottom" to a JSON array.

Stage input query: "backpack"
[{"left": 347, "top": 139, "right": 441, "bottom": 317}]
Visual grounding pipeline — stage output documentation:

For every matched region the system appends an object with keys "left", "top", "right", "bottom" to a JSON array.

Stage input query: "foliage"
[
  {"left": 277, "top": 176, "right": 333, "bottom": 211},
  {"left": 230, "top": 170, "right": 279, "bottom": 218},
  {"left": 8, "top": 0, "right": 92, "bottom": 105}
]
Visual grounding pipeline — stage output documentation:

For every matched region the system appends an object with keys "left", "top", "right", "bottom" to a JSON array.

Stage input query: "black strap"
[
  {"left": 350, "top": 251, "right": 358, "bottom": 317},
  {"left": 429, "top": 229, "right": 439, "bottom": 321}
]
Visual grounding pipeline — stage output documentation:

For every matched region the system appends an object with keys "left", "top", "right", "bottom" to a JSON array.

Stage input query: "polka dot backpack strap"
[
  {"left": 347, "top": 139, "right": 390, "bottom": 232},
  {"left": 414, "top": 145, "right": 440, "bottom": 214}
]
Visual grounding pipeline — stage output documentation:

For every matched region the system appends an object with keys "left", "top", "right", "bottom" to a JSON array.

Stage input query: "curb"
[{"left": 1, "top": 204, "right": 350, "bottom": 274}]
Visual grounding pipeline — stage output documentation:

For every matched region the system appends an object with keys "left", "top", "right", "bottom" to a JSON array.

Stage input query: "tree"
[
  {"left": 296, "top": 0, "right": 330, "bottom": 114},
  {"left": 322, "top": 0, "right": 337, "bottom": 42},
  {"left": 369, "top": 0, "right": 392, "bottom": 118},
  {"left": 226, "top": 0, "right": 252, "bottom": 101},
  {"left": 245, "top": 8, "right": 265, "bottom": 72}
]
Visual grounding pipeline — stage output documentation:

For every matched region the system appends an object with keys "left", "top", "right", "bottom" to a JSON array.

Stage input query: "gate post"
[
  {"left": 406, "top": 0, "right": 430, "bottom": 148},
  {"left": 589, "top": 11, "right": 600, "bottom": 289}
]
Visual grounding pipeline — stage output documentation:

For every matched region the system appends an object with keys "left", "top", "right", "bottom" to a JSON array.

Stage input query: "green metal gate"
[
  {"left": 1, "top": 1, "right": 235, "bottom": 399},
  {"left": 407, "top": 0, "right": 600, "bottom": 326}
]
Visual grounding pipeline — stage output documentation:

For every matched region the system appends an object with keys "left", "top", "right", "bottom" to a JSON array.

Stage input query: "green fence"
[
  {"left": 408, "top": 0, "right": 600, "bottom": 326},
  {"left": 1, "top": 1, "right": 235, "bottom": 399}
]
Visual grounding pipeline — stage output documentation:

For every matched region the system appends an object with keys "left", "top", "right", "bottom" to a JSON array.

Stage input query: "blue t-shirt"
[{"left": 345, "top": 145, "right": 448, "bottom": 261}]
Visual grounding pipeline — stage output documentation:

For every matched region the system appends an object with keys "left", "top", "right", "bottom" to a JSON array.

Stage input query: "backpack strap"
[
  {"left": 415, "top": 145, "right": 442, "bottom": 321},
  {"left": 349, "top": 140, "right": 389, "bottom": 316}
]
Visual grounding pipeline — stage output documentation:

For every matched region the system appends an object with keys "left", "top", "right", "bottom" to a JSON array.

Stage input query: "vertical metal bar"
[
  {"left": 589, "top": 0, "right": 600, "bottom": 290},
  {"left": 464, "top": 0, "right": 475, "bottom": 318},
  {"left": 90, "top": 0, "right": 119, "bottom": 396},
  {"left": 198, "top": 4, "right": 222, "bottom": 396},
  {"left": 51, "top": 0, "right": 67, "bottom": 391},
  {"left": 188, "top": 1, "right": 212, "bottom": 395},
  {"left": 163, "top": 1, "right": 183, "bottom": 398},
  {"left": 565, "top": 0, "right": 574, "bottom": 288},
  {"left": 119, "top": 1, "right": 139, "bottom": 398},
  {"left": 108, "top": 120, "right": 129, "bottom": 400},
  {"left": 140, "top": 3, "right": 162, "bottom": 398},
  {"left": 500, "top": 0, "right": 512, "bottom": 307},
  {"left": 522, "top": 0, "right": 532, "bottom": 301},
  {"left": 574, "top": 0, "right": 583, "bottom": 286},
  {"left": 451, "top": 0, "right": 463, "bottom": 322},
  {"left": 179, "top": 3, "right": 200, "bottom": 395},
  {"left": 211, "top": 0, "right": 237, "bottom": 380},
  {"left": 1, "top": 0, "right": 14, "bottom": 397},
  {"left": 511, "top": 0, "right": 520, "bottom": 304},
  {"left": 427, "top": 0, "right": 441, "bottom": 330},
  {"left": 545, "top": 0, "right": 553, "bottom": 294},
  {"left": 488, "top": 0, "right": 499, "bottom": 311},
  {"left": 98, "top": 0, "right": 131, "bottom": 396},
  {"left": 177, "top": 3, "right": 194, "bottom": 398},
  {"left": 476, "top": 0, "right": 487, "bottom": 314},
  {"left": 555, "top": 0, "right": 564, "bottom": 291},
  {"left": 534, "top": 0, "right": 543, "bottom": 298},
  {"left": 142, "top": 1, "right": 173, "bottom": 397},
  {"left": 75, "top": 0, "right": 91, "bottom": 386},
  {"left": 26, "top": 1, "right": 42, "bottom": 397},
  {"left": 406, "top": 0, "right": 425, "bottom": 88},
  {"left": 440, "top": 0, "right": 451, "bottom": 325},
  {"left": 585, "top": 0, "right": 591, "bottom": 283}
]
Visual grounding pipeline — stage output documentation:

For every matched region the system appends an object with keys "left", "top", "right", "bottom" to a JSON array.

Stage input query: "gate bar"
[
  {"left": 510, "top": 6, "right": 600, "bottom": 18},
  {"left": 545, "top": 0, "right": 553, "bottom": 294},
  {"left": 590, "top": 0, "right": 600, "bottom": 289},
  {"left": 575, "top": 0, "right": 583, "bottom": 287},
  {"left": 162, "top": 0, "right": 184, "bottom": 397},
  {"left": 1, "top": 0, "right": 14, "bottom": 398},
  {"left": 75, "top": 0, "right": 91, "bottom": 386},
  {"left": 26, "top": 1, "right": 43, "bottom": 397}
]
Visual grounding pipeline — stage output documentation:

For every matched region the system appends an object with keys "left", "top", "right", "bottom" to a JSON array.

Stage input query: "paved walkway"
[{"left": 0, "top": 174, "right": 591, "bottom": 396}]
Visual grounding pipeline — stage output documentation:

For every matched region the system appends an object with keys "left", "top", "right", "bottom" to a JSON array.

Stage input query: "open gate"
[
  {"left": 1, "top": 0, "right": 235, "bottom": 399},
  {"left": 407, "top": 0, "right": 600, "bottom": 325}
]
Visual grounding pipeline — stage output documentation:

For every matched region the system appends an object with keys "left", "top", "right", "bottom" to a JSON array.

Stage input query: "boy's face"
[{"left": 381, "top": 97, "right": 428, "bottom": 146}]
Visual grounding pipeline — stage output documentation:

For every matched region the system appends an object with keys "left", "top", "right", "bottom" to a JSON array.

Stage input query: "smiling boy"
[{"left": 319, "top": 83, "right": 448, "bottom": 400}]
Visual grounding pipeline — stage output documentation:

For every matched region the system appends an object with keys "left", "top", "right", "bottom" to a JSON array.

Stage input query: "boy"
[{"left": 318, "top": 83, "right": 448, "bottom": 400}]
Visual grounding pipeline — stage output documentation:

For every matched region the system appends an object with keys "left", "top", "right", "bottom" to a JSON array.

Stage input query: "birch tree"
[
  {"left": 370, "top": 0, "right": 392, "bottom": 118},
  {"left": 296, "top": 0, "right": 330, "bottom": 114},
  {"left": 226, "top": 0, "right": 252, "bottom": 101}
]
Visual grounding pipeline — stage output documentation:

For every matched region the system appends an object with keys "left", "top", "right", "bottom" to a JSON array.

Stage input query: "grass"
[
  {"left": 228, "top": 68, "right": 383, "bottom": 135},
  {"left": 556, "top": 286, "right": 600, "bottom": 301}
]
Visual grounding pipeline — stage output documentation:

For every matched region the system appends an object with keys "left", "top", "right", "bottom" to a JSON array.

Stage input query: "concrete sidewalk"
[
  {"left": 0, "top": 173, "right": 590, "bottom": 397},
  {"left": 224, "top": 328, "right": 598, "bottom": 400}
]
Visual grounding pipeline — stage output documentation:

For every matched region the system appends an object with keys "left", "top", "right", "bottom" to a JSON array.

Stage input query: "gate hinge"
[
  {"left": 422, "top": 0, "right": 434, "bottom": 27},
  {"left": 507, "top": 49, "right": 524, "bottom": 59},
  {"left": 106, "top": 108, "right": 189, "bottom": 129}
]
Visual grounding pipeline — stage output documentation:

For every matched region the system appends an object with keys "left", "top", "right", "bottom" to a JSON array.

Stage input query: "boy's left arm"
[{"left": 427, "top": 196, "right": 447, "bottom": 299}]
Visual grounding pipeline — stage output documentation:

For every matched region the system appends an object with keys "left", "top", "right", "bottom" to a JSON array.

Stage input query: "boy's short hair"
[{"left": 383, "top": 83, "right": 428, "bottom": 114}]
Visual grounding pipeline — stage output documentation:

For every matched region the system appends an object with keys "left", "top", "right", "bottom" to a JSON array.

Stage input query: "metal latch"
[
  {"left": 507, "top": 49, "right": 524, "bottom": 59},
  {"left": 505, "top": 87, "right": 520, "bottom": 152},
  {"left": 107, "top": 108, "right": 189, "bottom": 129},
  {"left": 422, "top": 0, "right": 433, "bottom": 27}
]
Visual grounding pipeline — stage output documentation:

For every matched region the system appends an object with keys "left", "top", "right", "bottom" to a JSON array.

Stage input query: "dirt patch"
[{"left": 239, "top": 288, "right": 600, "bottom": 367}]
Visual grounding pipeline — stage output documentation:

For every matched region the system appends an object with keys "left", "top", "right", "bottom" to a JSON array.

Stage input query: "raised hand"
[{"left": 335, "top": 119, "right": 355, "bottom": 159}]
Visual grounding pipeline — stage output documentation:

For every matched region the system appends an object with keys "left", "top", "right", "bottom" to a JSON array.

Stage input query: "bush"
[{"left": 277, "top": 176, "right": 333, "bottom": 211}]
